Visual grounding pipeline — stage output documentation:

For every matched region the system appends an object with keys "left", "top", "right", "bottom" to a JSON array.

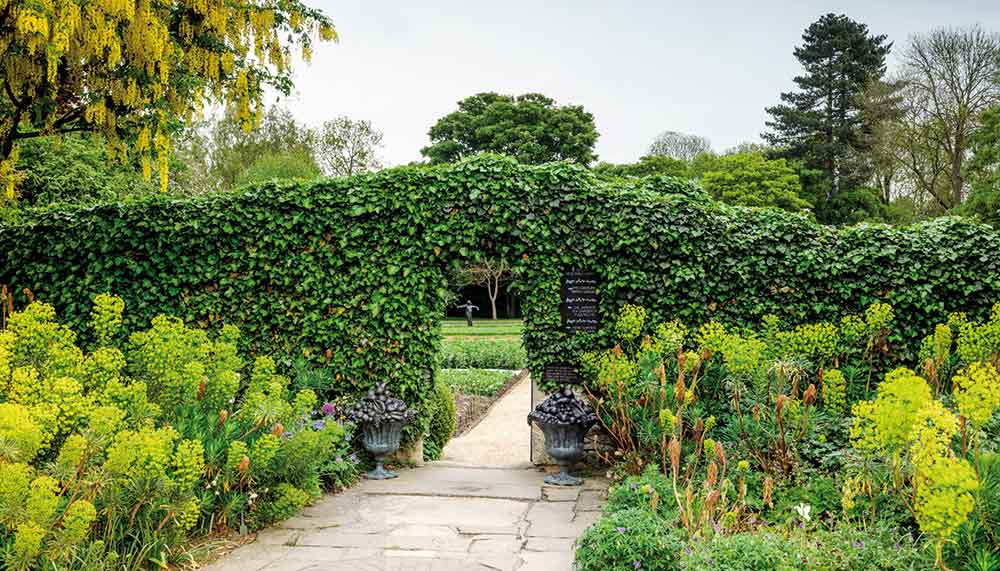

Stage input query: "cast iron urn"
[
  {"left": 347, "top": 383, "right": 417, "bottom": 480},
  {"left": 527, "top": 385, "right": 598, "bottom": 486}
]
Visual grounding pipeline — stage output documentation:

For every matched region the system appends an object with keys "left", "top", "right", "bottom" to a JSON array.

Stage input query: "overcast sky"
[{"left": 280, "top": 0, "right": 1000, "bottom": 167}]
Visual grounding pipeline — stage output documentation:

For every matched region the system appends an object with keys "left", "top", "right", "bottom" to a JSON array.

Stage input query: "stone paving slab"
[{"left": 200, "top": 465, "right": 608, "bottom": 571}]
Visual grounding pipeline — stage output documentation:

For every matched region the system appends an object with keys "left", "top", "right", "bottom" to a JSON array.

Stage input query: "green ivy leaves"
[{"left": 1, "top": 154, "right": 998, "bottom": 415}]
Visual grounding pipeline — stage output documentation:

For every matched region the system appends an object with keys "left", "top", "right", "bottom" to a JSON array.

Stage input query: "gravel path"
[{"left": 440, "top": 373, "right": 531, "bottom": 467}]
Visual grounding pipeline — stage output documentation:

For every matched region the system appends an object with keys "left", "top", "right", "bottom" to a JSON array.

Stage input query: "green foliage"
[
  {"left": 850, "top": 368, "right": 933, "bottom": 454},
  {"left": 202, "top": 107, "right": 319, "bottom": 191},
  {"left": 422, "top": 93, "right": 599, "bottom": 164},
  {"left": 574, "top": 507, "right": 684, "bottom": 571},
  {"left": 960, "top": 103, "right": 1000, "bottom": 227},
  {"left": 593, "top": 155, "right": 690, "bottom": 179},
  {"left": 683, "top": 531, "right": 789, "bottom": 570},
  {"left": 423, "top": 381, "right": 457, "bottom": 461},
  {"left": 682, "top": 526, "right": 928, "bottom": 570},
  {"left": 0, "top": 298, "right": 355, "bottom": 570},
  {"left": 235, "top": 150, "right": 322, "bottom": 188},
  {"left": 701, "top": 152, "right": 810, "bottom": 212},
  {"left": 604, "top": 465, "right": 677, "bottom": 519},
  {"left": 848, "top": 363, "right": 999, "bottom": 563},
  {"left": 10, "top": 135, "right": 157, "bottom": 208},
  {"left": 438, "top": 368, "right": 513, "bottom": 397},
  {"left": 944, "top": 453, "right": 1000, "bottom": 571},
  {"left": 818, "top": 187, "right": 885, "bottom": 225},
  {"left": 439, "top": 338, "right": 527, "bottom": 369},
  {"left": 2, "top": 155, "right": 1000, "bottom": 430}
]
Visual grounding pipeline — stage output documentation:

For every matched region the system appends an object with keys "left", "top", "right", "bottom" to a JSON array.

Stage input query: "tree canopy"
[
  {"left": 701, "top": 152, "right": 811, "bottom": 212},
  {"left": 11, "top": 134, "right": 156, "bottom": 208},
  {"left": 593, "top": 155, "right": 690, "bottom": 179},
  {"left": 648, "top": 131, "right": 711, "bottom": 161},
  {"left": 421, "top": 92, "right": 599, "bottom": 165},
  {"left": 0, "top": 0, "right": 336, "bottom": 198},
  {"left": 202, "top": 107, "right": 317, "bottom": 191},
  {"left": 316, "top": 117, "right": 384, "bottom": 177},
  {"left": 961, "top": 106, "right": 1000, "bottom": 225},
  {"left": 899, "top": 26, "right": 1000, "bottom": 209}
]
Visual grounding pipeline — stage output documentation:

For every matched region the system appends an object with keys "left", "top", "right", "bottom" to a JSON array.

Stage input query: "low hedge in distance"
[
  {"left": 437, "top": 368, "right": 516, "bottom": 397},
  {"left": 439, "top": 338, "right": 527, "bottom": 370}
]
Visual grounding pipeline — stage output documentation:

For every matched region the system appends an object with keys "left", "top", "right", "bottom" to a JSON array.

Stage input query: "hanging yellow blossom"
[{"left": 0, "top": 0, "right": 337, "bottom": 199}]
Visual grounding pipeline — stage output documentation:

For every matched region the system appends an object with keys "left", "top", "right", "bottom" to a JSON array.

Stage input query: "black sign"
[
  {"left": 560, "top": 269, "right": 600, "bottom": 334},
  {"left": 543, "top": 364, "right": 581, "bottom": 386}
]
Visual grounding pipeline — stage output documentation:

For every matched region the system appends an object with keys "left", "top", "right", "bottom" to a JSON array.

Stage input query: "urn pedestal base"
[
  {"left": 359, "top": 420, "right": 404, "bottom": 480},
  {"left": 535, "top": 421, "right": 595, "bottom": 487}
]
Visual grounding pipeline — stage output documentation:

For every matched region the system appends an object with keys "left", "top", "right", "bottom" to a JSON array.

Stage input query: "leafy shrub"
[
  {"left": 575, "top": 508, "right": 684, "bottom": 571},
  {"left": 438, "top": 368, "right": 514, "bottom": 397},
  {"left": 682, "top": 531, "right": 790, "bottom": 571},
  {"left": 439, "top": 338, "right": 526, "bottom": 369},
  {"left": 0, "top": 297, "right": 356, "bottom": 570},
  {"left": 423, "top": 381, "right": 457, "bottom": 461},
  {"left": 682, "top": 526, "right": 928, "bottom": 571},
  {"left": 944, "top": 453, "right": 1000, "bottom": 570},
  {"left": 604, "top": 465, "right": 677, "bottom": 519}
]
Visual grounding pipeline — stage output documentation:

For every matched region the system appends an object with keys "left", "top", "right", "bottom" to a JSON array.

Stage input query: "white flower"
[{"left": 794, "top": 503, "right": 811, "bottom": 523}]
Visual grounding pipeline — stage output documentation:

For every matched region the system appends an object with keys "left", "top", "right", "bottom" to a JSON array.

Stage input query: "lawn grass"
[{"left": 442, "top": 318, "right": 523, "bottom": 338}]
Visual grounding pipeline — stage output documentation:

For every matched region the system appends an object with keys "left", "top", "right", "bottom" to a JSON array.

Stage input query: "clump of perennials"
[
  {"left": 528, "top": 386, "right": 598, "bottom": 425},
  {"left": 346, "top": 382, "right": 418, "bottom": 425}
]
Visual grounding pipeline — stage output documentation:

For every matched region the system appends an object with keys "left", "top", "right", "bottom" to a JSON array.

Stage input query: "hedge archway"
[{"left": 3, "top": 154, "right": 1000, "bottom": 436}]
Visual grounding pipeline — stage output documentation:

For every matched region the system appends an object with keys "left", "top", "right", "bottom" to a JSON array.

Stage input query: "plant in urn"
[
  {"left": 347, "top": 383, "right": 417, "bottom": 479},
  {"left": 527, "top": 385, "right": 598, "bottom": 486}
]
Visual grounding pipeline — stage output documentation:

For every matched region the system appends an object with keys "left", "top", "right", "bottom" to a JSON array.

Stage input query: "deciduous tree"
[
  {"left": 593, "top": 155, "right": 689, "bottom": 178},
  {"left": 900, "top": 26, "right": 1000, "bottom": 207},
  {"left": 648, "top": 131, "right": 711, "bottom": 161},
  {"left": 455, "top": 258, "right": 510, "bottom": 320},
  {"left": 701, "top": 152, "right": 811, "bottom": 212},
  {"left": 422, "top": 93, "right": 598, "bottom": 165},
  {"left": 316, "top": 117, "right": 384, "bottom": 177},
  {"left": 0, "top": 0, "right": 336, "bottom": 198},
  {"left": 235, "top": 149, "right": 322, "bottom": 187},
  {"left": 206, "top": 107, "right": 317, "bottom": 190}
]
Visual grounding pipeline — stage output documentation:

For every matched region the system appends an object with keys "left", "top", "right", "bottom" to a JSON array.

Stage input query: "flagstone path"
[{"left": 201, "top": 375, "right": 608, "bottom": 571}]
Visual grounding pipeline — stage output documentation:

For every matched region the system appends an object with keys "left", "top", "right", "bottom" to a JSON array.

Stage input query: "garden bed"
[
  {"left": 441, "top": 368, "right": 527, "bottom": 436},
  {"left": 572, "top": 303, "right": 1000, "bottom": 571}
]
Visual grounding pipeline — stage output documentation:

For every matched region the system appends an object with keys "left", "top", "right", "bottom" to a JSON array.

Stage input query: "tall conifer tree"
[{"left": 764, "top": 14, "right": 891, "bottom": 220}]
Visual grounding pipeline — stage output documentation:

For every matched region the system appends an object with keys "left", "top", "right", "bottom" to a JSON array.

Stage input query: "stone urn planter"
[
  {"left": 347, "top": 383, "right": 417, "bottom": 480},
  {"left": 528, "top": 386, "right": 598, "bottom": 486}
]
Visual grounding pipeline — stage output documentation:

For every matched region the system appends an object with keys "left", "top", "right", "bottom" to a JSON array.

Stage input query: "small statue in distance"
[{"left": 455, "top": 299, "right": 479, "bottom": 326}]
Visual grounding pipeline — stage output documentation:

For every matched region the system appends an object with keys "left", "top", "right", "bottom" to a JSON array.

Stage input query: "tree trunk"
[
  {"left": 488, "top": 277, "right": 499, "bottom": 320},
  {"left": 950, "top": 138, "right": 964, "bottom": 208}
]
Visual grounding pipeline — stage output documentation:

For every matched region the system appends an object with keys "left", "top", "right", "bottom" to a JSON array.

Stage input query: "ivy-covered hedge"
[{"left": 2, "top": 154, "right": 999, "bottom": 415}]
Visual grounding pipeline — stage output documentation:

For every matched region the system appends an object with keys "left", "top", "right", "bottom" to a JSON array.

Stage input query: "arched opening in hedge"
[{"left": 2, "top": 154, "right": 999, "bottom": 447}]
